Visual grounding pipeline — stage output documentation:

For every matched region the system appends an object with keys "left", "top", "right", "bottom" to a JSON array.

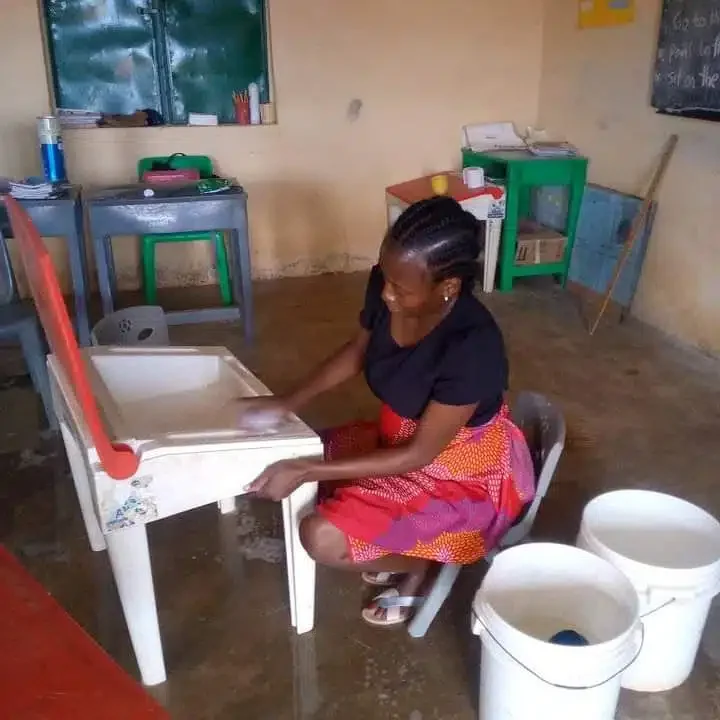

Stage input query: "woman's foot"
[
  {"left": 361, "top": 570, "right": 428, "bottom": 627},
  {"left": 361, "top": 588, "right": 421, "bottom": 627},
  {"left": 361, "top": 571, "right": 405, "bottom": 587}
]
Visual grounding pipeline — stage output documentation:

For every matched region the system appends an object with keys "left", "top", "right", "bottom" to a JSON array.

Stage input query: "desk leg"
[
  {"left": 106, "top": 525, "right": 166, "bottom": 686},
  {"left": 93, "top": 233, "right": 115, "bottom": 317},
  {"left": 286, "top": 482, "right": 317, "bottom": 635},
  {"left": 499, "top": 171, "right": 521, "bottom": 292},
  {"left": 59, "top": 422, "right": 106, "bottom": 552},
  {"left": 67, "top": 203, "right": 91, "bottom": 346},
  {"left": 230, "top": 227, "right": 254, "bottom": 343},
  {"left": 483, "top": 219, "right": 502, "bottom": 293},
  {"left": 282, "top": 495, "right": 297, "bottom": 628}
]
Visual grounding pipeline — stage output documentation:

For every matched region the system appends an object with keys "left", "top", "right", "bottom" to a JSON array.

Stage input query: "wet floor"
[{"left": 1, "top": 273, "right": 719, "bottom": 719}]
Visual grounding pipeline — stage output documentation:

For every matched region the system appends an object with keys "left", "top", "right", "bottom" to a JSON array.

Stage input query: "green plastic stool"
[
  {"left": 137, "top": 155, "right": 233, "bottom": 306},
  {"left": 141, "top": 232, "right": 232, "bottom": 306}
]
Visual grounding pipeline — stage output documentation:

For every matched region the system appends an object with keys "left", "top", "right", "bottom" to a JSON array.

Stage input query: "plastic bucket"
[
  {"left": 472, "top": 543, "right": 641, "bottom": 720},
  {"left": 578, "top": 489, "right": 720, "bottom": 692}
]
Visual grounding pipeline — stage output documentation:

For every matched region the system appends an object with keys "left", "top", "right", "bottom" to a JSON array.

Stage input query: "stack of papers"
[
  {"left": 528, "top": 142, "right": 578, "bottom": 158},
  {"left": 462, "top": 122, "right": 527, "bottom": 152},
  {"left": 8, "top": 178, "right": 58, "bottom": 199},
  {"left": 58, "top": 109, "right": 102, "bottom": 128}
]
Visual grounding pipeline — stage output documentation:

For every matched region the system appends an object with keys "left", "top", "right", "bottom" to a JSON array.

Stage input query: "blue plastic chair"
[
  {"left": 0, "top": 232, "right": 56, "bottom": 429},
  {"left": 404, "top": 392, "right": 566, "bottom": 638}
]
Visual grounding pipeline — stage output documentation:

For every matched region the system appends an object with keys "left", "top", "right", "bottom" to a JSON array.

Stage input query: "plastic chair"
[
  {"left": 406, "top": 391, "right": 566, "bottom": 638},
  {"left": 0, "top": 228, "right": 56, "bottom": 429},
  {"left": 91, "top": 306, "right": 170, "bottom": 347},
  {"left": 136, "top": 155, "right": 233, "bottom": 307}
]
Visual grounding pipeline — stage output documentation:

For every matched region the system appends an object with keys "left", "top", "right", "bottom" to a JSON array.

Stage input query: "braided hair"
[{"left": 385, "top": 196, "right": 482, "bottom": 290}]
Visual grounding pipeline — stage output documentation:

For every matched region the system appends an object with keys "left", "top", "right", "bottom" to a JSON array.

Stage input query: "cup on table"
[
  {"left": 463, "top": 167, "right": 485, "bottom": 189},
  {"left": 431, "top": 174, "right": 449, "bottom": 195}
]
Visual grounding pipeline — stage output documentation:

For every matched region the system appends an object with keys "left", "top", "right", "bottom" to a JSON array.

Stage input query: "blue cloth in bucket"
[{"left": 549, "top": 629, "right": 589, "bottom": 646}]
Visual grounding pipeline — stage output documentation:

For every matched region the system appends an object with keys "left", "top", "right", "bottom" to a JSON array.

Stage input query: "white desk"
[{"left": 49, "top": 346, "right": 322, "bottom": 686}]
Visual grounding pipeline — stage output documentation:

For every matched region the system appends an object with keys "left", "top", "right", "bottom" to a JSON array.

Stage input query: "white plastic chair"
[
  {"left": 91, "top": 306, "right": 169, "bottom": 346},
  {"left": 406, "top": 391, "right": 566, "bottom": 638}
]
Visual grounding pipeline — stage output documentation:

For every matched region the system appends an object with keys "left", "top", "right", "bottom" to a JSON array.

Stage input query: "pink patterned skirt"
[{"left": 318, "top": 403, "right": 535, "bottom": 564}]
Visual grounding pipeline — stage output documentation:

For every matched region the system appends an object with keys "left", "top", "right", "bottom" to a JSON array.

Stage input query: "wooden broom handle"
[{"left": 588, "top": 134, "right": 678, "bottom": 336}]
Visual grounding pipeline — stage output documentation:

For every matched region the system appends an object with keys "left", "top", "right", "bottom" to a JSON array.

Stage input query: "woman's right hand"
[{"left": 234, "top": 395, "right": 292, "bottom": 431}]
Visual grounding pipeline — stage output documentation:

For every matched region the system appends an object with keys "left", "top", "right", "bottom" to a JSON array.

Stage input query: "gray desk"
[
  {"left": 0, "top": 186, "right": 91, "bottom": 346},
  {"left": 85, "top": 183, "right": 253, "bottom": 342}
]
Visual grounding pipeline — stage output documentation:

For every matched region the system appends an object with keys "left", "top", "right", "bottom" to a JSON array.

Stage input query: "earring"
[{"left": 444, "top": 294, "right": 450, "bottom": 303}]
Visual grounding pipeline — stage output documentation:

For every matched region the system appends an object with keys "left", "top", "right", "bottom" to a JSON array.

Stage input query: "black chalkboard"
[{"left": 652, "top": 0, "right": 720, "bottom": 120}]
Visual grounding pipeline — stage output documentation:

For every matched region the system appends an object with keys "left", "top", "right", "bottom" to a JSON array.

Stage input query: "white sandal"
[
  {"left": 361, "top": 571, "right": 403, "bottom": 587},
  {"left": 361, "top": 588, "right": 423, "bottom": 627}
]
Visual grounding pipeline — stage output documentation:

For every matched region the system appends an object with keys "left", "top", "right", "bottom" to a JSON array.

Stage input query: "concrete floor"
[{"left": 1, "top": 273, "right": 719, "bottom": 719}]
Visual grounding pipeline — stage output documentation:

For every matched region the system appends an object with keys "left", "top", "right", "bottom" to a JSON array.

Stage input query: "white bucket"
[
  {"left": 472, "top": 543, "right": 641, "bottom": 720},
  {"left": 578, "top": 489, "right": 720, "bottom": 692}
]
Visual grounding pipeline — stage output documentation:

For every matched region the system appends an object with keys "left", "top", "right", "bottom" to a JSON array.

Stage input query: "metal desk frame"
[
  {"left": 0, "top": 186, "right": 91, "bottom": 346},
  {"left": 85, "top": 185, "right": 253, "bottom": 342}
]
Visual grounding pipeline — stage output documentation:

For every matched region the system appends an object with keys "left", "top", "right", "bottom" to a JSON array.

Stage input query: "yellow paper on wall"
[{"left": 579, "top": 0, "right": 634, "bottom": 29}]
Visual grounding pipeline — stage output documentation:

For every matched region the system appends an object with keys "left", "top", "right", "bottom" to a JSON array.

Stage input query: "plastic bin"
[
  {"left": 472, "top": 543, "right": 641, "bottom": 720},
  {"left": 91, "top": 307, "right": 169, "bottom": 347},
  {"left": 578, "top": 490, "right": 720, "bottom": 692}
]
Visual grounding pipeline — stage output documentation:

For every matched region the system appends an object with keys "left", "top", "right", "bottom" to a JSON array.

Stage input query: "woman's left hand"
[{"left": 247, "top": 459, "right": 317, "bottom": 501}]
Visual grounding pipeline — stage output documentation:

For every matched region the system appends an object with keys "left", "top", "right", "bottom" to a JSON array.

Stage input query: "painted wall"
[
  {"left": 0, "top": 0, "right": 543, "bottom": 292},
  {"left": 539, "top": 1, "right": 720, "bottom": 355}
]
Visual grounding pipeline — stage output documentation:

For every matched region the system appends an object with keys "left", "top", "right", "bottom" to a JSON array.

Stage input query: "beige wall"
[
  {"left": 539, "top": 1, "right": 720, "bottom": 355},
  {"left": 4, "top": 1, "right": 716, "bottom": 354},
  {"left": 0, "top": 0, "right": 543, "bottom": 291}
]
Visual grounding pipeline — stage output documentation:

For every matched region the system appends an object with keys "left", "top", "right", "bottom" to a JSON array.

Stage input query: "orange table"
[{"left": 0, "top": 546, "right": 168, "bottom": 719}]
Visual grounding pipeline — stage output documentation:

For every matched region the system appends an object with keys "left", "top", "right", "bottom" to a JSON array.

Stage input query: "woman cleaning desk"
[{"left": 240, "top": 196, "right": 535, "bottom": 627}]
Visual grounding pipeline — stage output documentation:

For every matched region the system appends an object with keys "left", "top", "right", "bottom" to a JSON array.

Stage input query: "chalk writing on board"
[{"left": 652, "top": 0, "right": 720, "bottom": 118}]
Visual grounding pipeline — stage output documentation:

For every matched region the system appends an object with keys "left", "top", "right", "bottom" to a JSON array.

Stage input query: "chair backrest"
[
  {"left": 137, "top": 155, "right": 214, "bottom": 180},
  {"left": 92, "top": 306, "right": 170, "bottom": 347},
  {"left": 2, "top": 196, "right": 139, "bottom": 480},
  {"left": 501, "top": 391, "right": 566, "bottom": 547},
  {"left": 0, "top": 231, "right": 17, "bottom": 306}
]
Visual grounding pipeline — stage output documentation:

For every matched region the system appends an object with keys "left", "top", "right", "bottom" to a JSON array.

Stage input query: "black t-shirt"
[{"left": 360, "top": 266, "right": 508, "bottom": 427}]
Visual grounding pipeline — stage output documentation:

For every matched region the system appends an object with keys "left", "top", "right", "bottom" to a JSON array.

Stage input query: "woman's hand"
[
  {"left": 247, "top": 459, "right": 317, "bottom": 501},
  {"left": 234, "top": 395, "right": 291, "bottom": 431}
]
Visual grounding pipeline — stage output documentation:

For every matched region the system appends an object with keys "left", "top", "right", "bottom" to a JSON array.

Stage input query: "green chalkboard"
[
  {"left": 164, "top": 0, "right": 269, "bottom": 123},
  {"left": 43, "top": 0, "right": 268, "bottom": 124},
  {"left": 45, "top": 0, "right": 161, "bottom": 116}
]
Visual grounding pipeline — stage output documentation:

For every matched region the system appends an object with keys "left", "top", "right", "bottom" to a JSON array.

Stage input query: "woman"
[{"left": 240, "top": 196, "right": 535, "bottom": 627}]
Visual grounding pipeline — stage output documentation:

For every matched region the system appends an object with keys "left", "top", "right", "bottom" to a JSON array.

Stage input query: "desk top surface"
[
  {"left": 86, "top": 182, "right": 245, "bottom": 205},
  {"left": 462, "top": 148, "right": 589, "bottom": 164},
  {"left": 0, "top": 185, "right": 82, "bottom": 208}
]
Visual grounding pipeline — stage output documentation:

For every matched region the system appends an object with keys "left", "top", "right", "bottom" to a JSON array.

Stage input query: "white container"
[
  {"left": 578, "top": 489, "right": 720, "bottom": 692},
  {"left": 248, "top": 82, "right": 261, "bottom": 125},
  {"left": 472, "top": 543, "right": 641, "bottom": 720},
  {"left": 462, "top": 166, "right": 485, "bottom": 189}
]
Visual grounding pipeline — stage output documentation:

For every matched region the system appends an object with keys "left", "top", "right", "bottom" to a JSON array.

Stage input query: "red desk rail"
[{"left": 2, "top": 195, "right": 139, "bottom": 480}]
